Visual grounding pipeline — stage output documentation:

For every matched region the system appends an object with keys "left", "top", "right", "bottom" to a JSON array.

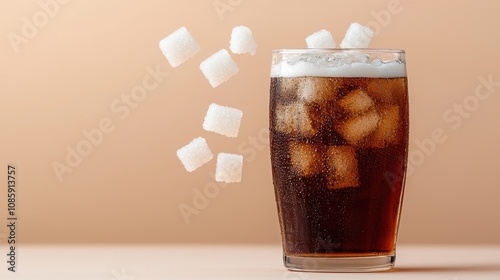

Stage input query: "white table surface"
[{"left": 1, "top": 244, "right": 499, "bottom": 279}]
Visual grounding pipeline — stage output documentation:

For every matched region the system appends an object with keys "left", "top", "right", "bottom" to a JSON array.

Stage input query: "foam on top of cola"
[{"left": 271, "top": 51, "right": 406, "bottom": 78}]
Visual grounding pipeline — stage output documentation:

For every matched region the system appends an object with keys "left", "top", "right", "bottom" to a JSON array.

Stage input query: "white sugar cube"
[
  {"left": 340, "top": 23, "right": 374, "bottom": 48},
  {"left": 306, "top": 29, "right": 336, "bottom": 48},
  {"left": 230, "top": 26, "right": 257, "bottom": 55},
  {"left": 203, "top": 103, "right": 243, "bottom": 138},
  {"left": 176, "top": 137, "right": 213, "bottom": 172},
  {"left": 215, "top": 153, "right": 243, "bottom": 183},
  {"left": 199, "top": 49, "right": 239, "bottom": 87},
  {"left": 159, "top": 26, "right": 200, "bottom": 67}
]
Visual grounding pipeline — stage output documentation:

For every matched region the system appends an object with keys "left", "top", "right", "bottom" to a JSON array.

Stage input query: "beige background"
[{"left": 0, "top": 0, "right": 499, "bottom": 245}]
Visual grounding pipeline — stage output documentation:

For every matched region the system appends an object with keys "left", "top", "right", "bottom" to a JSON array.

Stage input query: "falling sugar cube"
[
  {"left": 230, "top": 26, "right": 257, "bottom": 55},
  {"left": 340, "top": 22, "right": 374, "bottom": 48},
  {"left": 159, "top": 26, "right": 200, "bottom": 67},
  {"left": 176, "top": 137, "right": 214, "bottom": 172},
  {"left": 199, "top": 49, "right": 239, "bottom": 87},
  {"left": 203, "top": 103, "right": 243, "bottom": 138},
  {"left": 306, "top": 29, "right": 336, "bottom": 48},
  {"left": 326, "top": 145, "right": 360, "bottom": 189},
  {"left": 215, "top": 153, "right": 243, "bottom": 183},
  {"left": 289, "top": 141, "right": 324, "bottom": 176}
]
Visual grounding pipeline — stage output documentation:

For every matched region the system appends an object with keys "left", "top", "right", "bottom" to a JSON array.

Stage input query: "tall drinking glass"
[{"left": 269, "top": 49, "right": 409, "bottom": 272}]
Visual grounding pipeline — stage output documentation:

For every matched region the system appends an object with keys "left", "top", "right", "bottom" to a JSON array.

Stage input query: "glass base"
[{"left": 284, "top": 254, "right": 396, "bottom": 272}]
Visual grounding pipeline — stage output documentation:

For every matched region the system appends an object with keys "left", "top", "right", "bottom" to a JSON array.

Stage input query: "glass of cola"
[{"left": 269, "top": 49, "right": 409, "bottom": 272}]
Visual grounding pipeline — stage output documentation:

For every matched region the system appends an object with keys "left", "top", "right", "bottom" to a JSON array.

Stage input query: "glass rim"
[{"left": 273, "top": 48, "right": 405, "bottom": 54}]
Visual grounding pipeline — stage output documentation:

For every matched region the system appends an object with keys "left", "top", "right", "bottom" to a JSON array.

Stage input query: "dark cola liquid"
[{"left": 270, "top": 76, "right": 408, "bottom": 257}]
